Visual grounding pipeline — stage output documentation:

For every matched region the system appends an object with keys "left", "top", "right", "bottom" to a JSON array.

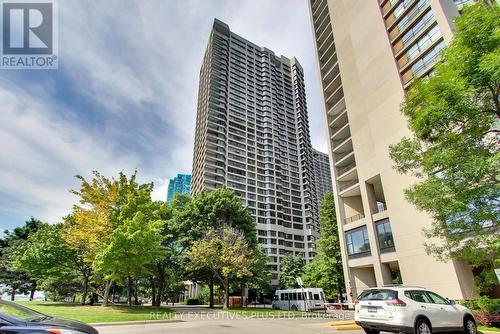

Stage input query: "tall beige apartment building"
[
  {"left": 308, "top": 0, "right": 477, "bottom": 300},
  {"left": 192, "top": 19, "right": 319, "bottom": 285}
]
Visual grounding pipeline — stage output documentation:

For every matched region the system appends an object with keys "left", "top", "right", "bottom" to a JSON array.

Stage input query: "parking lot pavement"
[{"left": 95, "top": 316, "right": 353, "bottom": 334}]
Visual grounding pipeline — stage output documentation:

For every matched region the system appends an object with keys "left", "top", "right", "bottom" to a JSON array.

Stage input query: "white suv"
[{"left": 354, "top": 286, "right": 477, "bottom": 334}]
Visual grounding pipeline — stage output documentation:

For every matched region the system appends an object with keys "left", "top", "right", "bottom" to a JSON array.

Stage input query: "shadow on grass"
[{"left": 20, "top": 302, "right": 173, "bottom": 313}]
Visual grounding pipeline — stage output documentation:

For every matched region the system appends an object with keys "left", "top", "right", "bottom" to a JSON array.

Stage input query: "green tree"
[
  {"left": 149, "top": 194, "right": 191, "bottom": 307},
  {"left": 388, "top": 1, "right": 500, "bottom": 292},
  {"left": 177, "top": 188, "right": 257, "bottom": 307},
  {"left": 279, "top": 256, "right": 305, "bottom": 289},
  {"left": 0, "top": 218, "right": 44, "bottom": 301},
  {"left": 12, "top": 223, "right": 81, "bottom": 300},
  {"left": 64, "top": 170, "right": 156, "bottom": 304},
  {"left": 302, "top": 193, "right": 344, "bottom": 300},
  {"left": 95, "top": 211, "right": 165, "bottom": 306},
  {"left": 188, "top": 227, "right": 257, "bottom": 309}
]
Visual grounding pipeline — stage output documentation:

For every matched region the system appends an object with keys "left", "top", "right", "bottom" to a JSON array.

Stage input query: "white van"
[{"left": 273, "top": 288, "right": 326, "bottom": 311}]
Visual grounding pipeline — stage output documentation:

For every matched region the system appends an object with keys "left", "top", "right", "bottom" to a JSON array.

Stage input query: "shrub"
[
  {"left": 473, "top": 310, "right": 500, "bottom": 327},
  {"left": 185, "top": 298, "right": 201, "bottom": 305},
  {"left": 460, "top": 297, "right": 500, "bottom": 313}
]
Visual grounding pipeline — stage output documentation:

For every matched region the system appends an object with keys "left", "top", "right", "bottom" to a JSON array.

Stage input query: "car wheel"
[
  {"left": 363, "top": 328, "right": 380, "bottom": 334},
  {"left": 415, "top": 318, "right": 432, "bottom": 334},
  {"left": 464, "top": 316, "right": 477, "bottom": 334}
]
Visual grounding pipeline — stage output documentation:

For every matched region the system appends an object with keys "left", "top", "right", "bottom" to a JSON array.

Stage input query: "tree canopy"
[
  {"left": 389, "top": 1, "right": 499, "bottom": 291},
  {"left": 279, "top": 255, "right": 305, "bottom": 289},
  {"left": 188, "top": 226, "right": 258, "bottom": 309},
  {"left": 302, "top": 192, "right": 344, "bottom": 300}
]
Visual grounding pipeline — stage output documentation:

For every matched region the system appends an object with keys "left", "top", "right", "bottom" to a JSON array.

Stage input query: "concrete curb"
[{"left": 90, "top": 319, "right": 185, "bottom": 327}]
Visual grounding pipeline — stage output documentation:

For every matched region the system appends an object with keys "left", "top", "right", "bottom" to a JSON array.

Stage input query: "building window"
[
  {"left": 401, "top": 11, "right": 434, "bottom": 46},
  {"left": 406, "top": 25, "right": 441, "bottom": 61},
  {"left": 397, "top": 0, "right": 429, "bottom": 32},
  {"left": 345, "top": 226, "right": 371, "bottom": 257},
  {"left": 411, "top": 40, "right": 445, "bottom": 76},
  {"left": 376, "top": 219, "right": 395, "bottom": 252}
]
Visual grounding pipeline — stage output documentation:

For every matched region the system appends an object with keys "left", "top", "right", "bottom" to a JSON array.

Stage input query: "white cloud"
[{"left": 0, "top": 0, "right": 329, "bottom": 230}]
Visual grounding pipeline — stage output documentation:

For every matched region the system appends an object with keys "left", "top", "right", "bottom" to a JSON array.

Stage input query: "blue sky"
[{"left": 0, "top": 0, "right": 327, "bottom": 232}]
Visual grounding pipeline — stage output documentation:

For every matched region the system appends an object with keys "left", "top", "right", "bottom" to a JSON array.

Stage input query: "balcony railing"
[
  {"left": 334, "top": 149, "right": 352, "bottom": 162},
  {"left": 337, "top": 161, "right": 356, "bottom": 176},
  {"left": 339, "top": 179, "right": 358, "bottom": 191},
  {"left": 344, "top": 213, "right": 365, "bottom": 224}
]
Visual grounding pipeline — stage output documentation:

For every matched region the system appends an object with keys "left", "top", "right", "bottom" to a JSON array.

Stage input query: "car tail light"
[
  {"left": 46, "top": 329, "right": 75, "bottom": 334},
  {"left": 354, "top": 299, "right": 359, "bottom": 305},
  {"left": 386, "top": 298, "right": 406, "bottom": 307}
]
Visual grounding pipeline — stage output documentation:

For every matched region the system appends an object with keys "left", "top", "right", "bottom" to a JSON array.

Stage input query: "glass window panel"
[
  {"left": 345, "top": 226, "right": 371, "bottom": 256},
  {"left": 376, "top": 219, "right": 395, "bottom": 250},
  {"left": 427, "top": 292, "right": 448, "bottom": 305}
]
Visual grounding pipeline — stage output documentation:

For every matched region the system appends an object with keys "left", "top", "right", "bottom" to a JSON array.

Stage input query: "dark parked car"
[{"left": 0, "top": 300, "right": 98, "bottom": 334}]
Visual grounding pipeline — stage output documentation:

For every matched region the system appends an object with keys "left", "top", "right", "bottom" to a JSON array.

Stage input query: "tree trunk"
[
  {"left": 81, "top": 274, "right": 89, "bottom": 305},
  {"left": 223, "top": 277, "right": 229, "bottom": 309},
  {"left": 89, "top": 292, "right": 97, "bottom": 306},
  {"left": 133, "top": 280, "right": 139, "bottom": 305},
  {"left": 102, "top": 280, "right": 113, "bottom": 307},
  {"left": 30, "top": 288, "right": 36, "bottom": 301},
  {"left": 154, "top": 264, "right": 165, "bottom": 307},
  {"left": 10, "top": 285, "right": 16, "bottom": 301},
  {"left": 209, "top": 277, "right": 214, "bottom": 308},
  {"left": 111, "top": 282, "right": 116, "bottom": 303},
  {"left": 127, "top": 276, "right": 132, "bottom": 306},
  {"left": 150, "top": 276, "right": 156, "bottom": 307},
  {"left": 240, "top": 283, "right": 245, "bottom": 307}
]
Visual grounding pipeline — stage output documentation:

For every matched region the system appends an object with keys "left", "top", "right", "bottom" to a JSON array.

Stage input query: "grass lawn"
[
  {"left": 479, "top": 326, "right": 500, "bottom": 332},
  {"left": 15, "top": 301, "right": 174, "bottom": 324},
  {"left": 224, "top": 307, "right": 309, "bottom": 317}
]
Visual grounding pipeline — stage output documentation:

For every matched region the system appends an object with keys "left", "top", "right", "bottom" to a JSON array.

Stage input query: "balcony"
[
  {"left": 331, "top": 121, "right": 350, "bottom": 142},
  {"left": 329, "top": 109, "right": 348, "bottom": 131},
  {"left": 334, "top": 149, "right": 353, "bottom": 164},
  {"left": 319, "top": 41, "right": 336, "bottom": 65},
  {"left": 321, "top": 53, "right": 338, "bottom": 77},
  {"left": 338, "top": 179, "right": 358, "bottom": 192},
  {"left": 322, "top": 61, "right": 340, "bottom": 88},
  {"left": 324, "top": 71, "right": 342, "bottom": 99},
  {"left": 325, "top": 86, "right": 344, "bottom": 112},
  {"left": 388, "top": 1, "right": 431, "bottom": 38},
  {"left": 318, "top": 32, "right": 334, "bottom": 55},
  {"left": 313, "top": 3, "right": 329, "bottom": 25},
  {"left": 339, "top": 181, "right": 361, "bottom": 198},
  {"left": 316, "top": 22, "right": 332, "bottom": 46},
  {"left": 327, "top": 97, "right": 346, "bottom": 118},
  {"left": 312, "top": 0, "right": 326, "bottom": 17},
  {"left": 344, "top": 213, "right": 365, "bottom": 226},
  {"left": 315, "top": 10, "right": 331, "bottom": 37}
]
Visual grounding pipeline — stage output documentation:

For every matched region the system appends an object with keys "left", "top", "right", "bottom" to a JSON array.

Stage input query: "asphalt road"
[
  {"left": 94, "top": 305, "right": 359, "bottom": 334},
  {"left": 94, "top": 317, "right": 361, "bottom": 334}
]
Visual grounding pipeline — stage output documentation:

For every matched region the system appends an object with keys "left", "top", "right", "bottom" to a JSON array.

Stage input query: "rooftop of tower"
[{"left": 212, "top": 18, "right": 303, "bottom": 72}]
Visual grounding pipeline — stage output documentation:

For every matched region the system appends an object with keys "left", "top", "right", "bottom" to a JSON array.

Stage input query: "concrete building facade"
[
  {"left": 191, "top": 19, "right": 319, "bottom": 285},
  {"left": 308, "top": 0, "right": 476, "bottom": 300},
  {"left": 312, "top": 148, "right": 333, "bottom": 211},
  {"left": 166, "top": 174, "right": 191, "bottom": 203}
]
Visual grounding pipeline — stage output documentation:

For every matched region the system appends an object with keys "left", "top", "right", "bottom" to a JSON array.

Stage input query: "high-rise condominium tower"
[
  {"left": 309, "top": 0, "right": 477, "bottom": 300},
  {"left": 312, "top": 149, "right": 333, "bottom": 209},
  {"left": 191, "top": 19, "right": 318, "bottom": 285},
  {"left": 167, "top": 174, "right": 192, "bottom": 203}
]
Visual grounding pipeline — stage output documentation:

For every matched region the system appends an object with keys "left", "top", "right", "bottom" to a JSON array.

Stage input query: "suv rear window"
[{"left": 358, "top": 289, "right": 398, "bottom": 301}]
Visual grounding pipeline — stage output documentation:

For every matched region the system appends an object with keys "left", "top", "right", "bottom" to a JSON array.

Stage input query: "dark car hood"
[{"left": 30, "top": 317, "right": 98, "bottom": 334}]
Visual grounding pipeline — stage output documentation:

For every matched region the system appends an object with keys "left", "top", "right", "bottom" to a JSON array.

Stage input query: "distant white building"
[{"left": 178, "top": 281, "right": 203, "bottom": 302}]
